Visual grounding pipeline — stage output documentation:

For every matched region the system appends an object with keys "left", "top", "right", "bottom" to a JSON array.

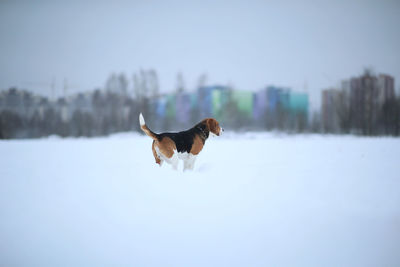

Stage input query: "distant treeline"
[
  {"left": 0, "top": 70, "right": 399, "bottom": 139},
  {"left": 0, "top": 85, "right": 309, "bottom": 139},
  {"left": 0, "top": 89, "right": 137, "bottom": 139}
]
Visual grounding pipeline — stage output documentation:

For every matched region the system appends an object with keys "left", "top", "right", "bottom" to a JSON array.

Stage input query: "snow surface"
[{"left": 1, "top": 133, "right": 400, "bottom": 267}]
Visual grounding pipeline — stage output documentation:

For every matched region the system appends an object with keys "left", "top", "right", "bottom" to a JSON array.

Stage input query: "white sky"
[{"left": 1, "top": 0, "right": 399, "bottom": 110}]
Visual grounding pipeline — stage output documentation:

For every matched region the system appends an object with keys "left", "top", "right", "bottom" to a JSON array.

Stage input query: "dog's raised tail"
[{"left": 139, "top": 113, "right": 158, "bottom": 140}]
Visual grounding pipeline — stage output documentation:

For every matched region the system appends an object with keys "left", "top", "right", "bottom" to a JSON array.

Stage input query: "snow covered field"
[{"left": 1, "top": 132, "right": 400, "bottom": 267}]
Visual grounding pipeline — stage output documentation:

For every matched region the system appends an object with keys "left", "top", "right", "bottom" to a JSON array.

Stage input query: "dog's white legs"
[
  {"left": 170, "top": 153, "right": 179, "bottom": 170},
  {"left": 190, "top": 156, "right": 196, "bottom": 170},
  {"left": 183, "top": 154, "right": 197, "bottom": 171},
  {"left": 189, "top": 155, "right": 197, "bottom": 170},
  {"left": 183, "top": 158, "right": 190, "bottom": 171},
  {"left": 156, "top": 149, "right": 197, "bottom": 171}
]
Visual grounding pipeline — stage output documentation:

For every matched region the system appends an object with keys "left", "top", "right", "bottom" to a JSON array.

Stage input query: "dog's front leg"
[
  {"left": 171, "top": 153, "right": 179, "bottom": 170},
  {"left": 183, "top": 158, "right": 190, "bottom": 171},
  {"left": 183, "top": 154, "right": 196, "bottom": 171},
  {"left": 188, "top": 154, "right": 197, "bottom": 170}
]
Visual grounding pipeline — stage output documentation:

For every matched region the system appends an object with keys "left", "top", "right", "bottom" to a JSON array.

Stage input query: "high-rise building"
[
  {"left": 343, "top": 71, "right": 395, "bottom": 134},
  {"left": 377, "top": 74, "right": 395, "bottom": 106},
  {"left": 321, "top": 88, "right": 342, "bottom": 133}
]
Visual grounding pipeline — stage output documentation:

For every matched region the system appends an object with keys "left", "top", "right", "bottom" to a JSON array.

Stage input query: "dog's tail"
[{"left": 139, "top": 113, "right": 159, "bottom": 140}]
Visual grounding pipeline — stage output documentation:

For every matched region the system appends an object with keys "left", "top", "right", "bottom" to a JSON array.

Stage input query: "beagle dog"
[{"left": 139, "top": 113, "right": 223, "bottom": 171}]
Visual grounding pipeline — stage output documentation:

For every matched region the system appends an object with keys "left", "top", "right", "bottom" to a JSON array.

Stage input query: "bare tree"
[
  {"left": 197, "top": 73, "right": 207, "bottom": 89},
  {"left": 118, "top": 73, "right": 129, "bottom": 96},
  {"left": 147, "top": 69, "right": 159, "bottom": 97},
  {"left": 176, "top": 72, "right": 185, "bottom": 93}
]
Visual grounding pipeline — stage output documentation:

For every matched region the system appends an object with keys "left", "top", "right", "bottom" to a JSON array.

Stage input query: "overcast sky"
[{"left": 1, "top": 0, "right": 399, "bottom": 109}]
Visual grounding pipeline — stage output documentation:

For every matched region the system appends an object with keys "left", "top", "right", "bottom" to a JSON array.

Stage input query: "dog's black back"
[{"left": 157, "top": 122, "right": 209, "bottom": 153}]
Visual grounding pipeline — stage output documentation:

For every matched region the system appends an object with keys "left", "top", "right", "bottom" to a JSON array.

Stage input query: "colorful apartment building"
[{"left": 144, "top": 84, "right": 309, "bottom": 128}]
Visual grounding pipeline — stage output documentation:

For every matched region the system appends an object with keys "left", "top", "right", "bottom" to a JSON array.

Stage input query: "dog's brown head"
[{"left": 203, "top": 118, "right": 223, "bottom": 136}]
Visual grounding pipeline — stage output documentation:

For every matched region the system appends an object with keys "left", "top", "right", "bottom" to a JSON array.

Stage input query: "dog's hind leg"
[
  {"left": 152, "top": 140, "right": 163, "bottom": 166},
  {"left": 157, "top": 137, "right": 178, "bottom": 170},
  {"left": 170, "top": 152, "right": 179, "bottom": 170}
]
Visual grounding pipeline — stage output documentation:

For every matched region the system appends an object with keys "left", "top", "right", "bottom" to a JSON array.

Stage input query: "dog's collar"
[{"left": 196, "top": 125, "right": 208, "bottom": 141}]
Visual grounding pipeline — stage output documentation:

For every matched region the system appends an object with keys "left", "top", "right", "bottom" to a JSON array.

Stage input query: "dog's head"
[{"left": 203, "top": 118, "right": 223, "bottom": 136}]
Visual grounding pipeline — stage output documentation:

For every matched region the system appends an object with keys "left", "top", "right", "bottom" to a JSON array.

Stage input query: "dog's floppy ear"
[{"left": 206, "top": 118, "right": 219, "bottom": 135}]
